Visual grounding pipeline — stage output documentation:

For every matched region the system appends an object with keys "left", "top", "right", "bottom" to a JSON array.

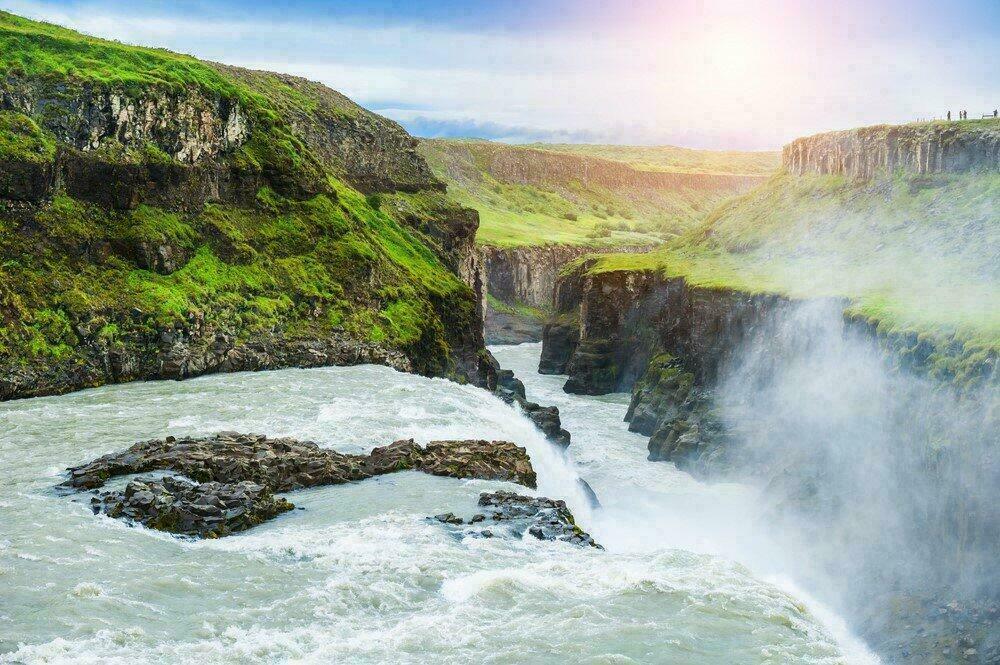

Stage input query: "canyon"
[
  {"left": 2, "top": 9, "right": 998, "bottom": 665},
  {"left": 535, "top": 120, "right": 999, "bottom": 664}
]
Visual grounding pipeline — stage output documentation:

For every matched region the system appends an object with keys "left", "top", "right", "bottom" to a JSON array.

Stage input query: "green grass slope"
[
  {"left": 579, "top": 170, "right": 1000, "bottom": 382},
  {"left": 0, "top": 11, "right": 482, "bottom": 393},
  {"left": 418, "top": 139, "right": 775, "bottom": 249},
  {"left": 526, "top": 143, "right": 779, "bottom": 176}
]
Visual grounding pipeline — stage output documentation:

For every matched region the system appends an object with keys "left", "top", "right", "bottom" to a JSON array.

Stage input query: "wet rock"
[
  {"left": 433, "top": 512, "right": 463, "bottom": 525},
  {"left": 66, "top": 433, "right": 370, "bottom": 492},
  {"left": 493, "top": 368, "right": 571, "bottom": 447},
  {"left": 66, "top": 433, "right": 537, "bottom": 493},
  {"left": 92, "top": 476, "right": 293, "bottom": 538},
  {"left": 368, "top": 438, "right": 537, "bottom": 488},
  {"left": 431, "top": 490, "right": 601, "bottom": 548},
  {"left": 65, "top": 433, "right": 538, "bottom": 536},
  {"left": 577, "top": 478, "right": 602, "bottom": 509}
]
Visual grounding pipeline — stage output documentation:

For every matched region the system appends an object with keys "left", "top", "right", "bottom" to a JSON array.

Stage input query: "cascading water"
[{"left": 1, "top": 350, "right": 877, "bottom": 664}]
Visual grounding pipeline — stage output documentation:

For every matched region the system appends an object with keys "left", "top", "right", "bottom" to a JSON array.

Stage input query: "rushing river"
[{"left": 0, "top": 344, "right": 877, "bottom": 664}]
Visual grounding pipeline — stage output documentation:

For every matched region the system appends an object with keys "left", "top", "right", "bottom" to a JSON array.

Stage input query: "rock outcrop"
[
  {"left": 783, "top": 120, "right": 1000, "bottom": 178},
  {"left": 433, "top": 490, "right": 601, "bottom": 548},
  {"left": 91, "top": 475, "right": 293, "bottom": 539},
  {"left": 66, "top": 433, "right": 538, "bottom": 536},
  {"left": 545, "top": 263, "right": 796, "bottom": 396},
  {"left": 494, "top": 367, "right": 571, "bottom": 447}
]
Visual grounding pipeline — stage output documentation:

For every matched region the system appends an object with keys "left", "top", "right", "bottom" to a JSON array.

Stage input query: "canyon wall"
[
  {"left": 482, "top": 244, "right": 654, "bottom": 344},
  {"left": 540, "top": 264, "right": 803, "bottom": 396},
  {"left": 482, "top": 244, "right": 596, "bottom": 311},
  {"left": 783, "top": 120, "right": 1000, "bottom": 178},
  {"left": 540, "top": 261, "right": 999, "bottom": 662}
]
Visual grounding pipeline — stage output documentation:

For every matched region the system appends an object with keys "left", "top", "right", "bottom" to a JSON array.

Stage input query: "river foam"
[{"left": 0, "top": 348, "right": 870, "bottom": 663}]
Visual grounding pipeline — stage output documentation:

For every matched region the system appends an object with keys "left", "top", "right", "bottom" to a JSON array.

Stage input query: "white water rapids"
[{"left": 0, "top": 343, "right": 879, "bottom": 664}]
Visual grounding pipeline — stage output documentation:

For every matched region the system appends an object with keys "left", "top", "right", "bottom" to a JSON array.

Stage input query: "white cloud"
[{"left": 3, "top": 0, "right": 997, "bottom": 149}]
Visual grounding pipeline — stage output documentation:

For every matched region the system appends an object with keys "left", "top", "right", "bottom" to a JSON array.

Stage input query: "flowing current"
[{"left": 0, "top": 344, "right": 877, "bottom": 664}]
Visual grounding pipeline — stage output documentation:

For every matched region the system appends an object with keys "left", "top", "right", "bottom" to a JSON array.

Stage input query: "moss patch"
[{"left": 0, "top": 110, "right": 55, "bottom": 162}]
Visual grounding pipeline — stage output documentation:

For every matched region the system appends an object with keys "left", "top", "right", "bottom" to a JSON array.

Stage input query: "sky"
[{"left": 2, "top": 0, "right": 999, "bottom": 150}]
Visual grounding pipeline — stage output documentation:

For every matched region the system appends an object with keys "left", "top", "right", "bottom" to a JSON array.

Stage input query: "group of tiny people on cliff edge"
[{"left": 946, "top": 109, "right": 997, "bottom": 121}]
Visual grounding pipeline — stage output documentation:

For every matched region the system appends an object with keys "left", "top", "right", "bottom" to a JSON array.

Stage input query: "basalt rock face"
[
  {"left": 67, "top": 433, "right": 538, "bottom": 536},
  {"left": 482, "top": 243, "right": 586, "bottom": 346},
  {"left": 624, "top": 353, "right": 731, "bottom": 475},
  {"left": 483, "top": 245, "right": 593, "bottom": 311},
  {"left": 538, "top": 262, "right": 590, "bottom": 374},
  {"left": 0, "top": 13, "right": 492, "bottom": 401},
  {"left": 783, "top": 120, "right": 1000, "bottom": 178}
]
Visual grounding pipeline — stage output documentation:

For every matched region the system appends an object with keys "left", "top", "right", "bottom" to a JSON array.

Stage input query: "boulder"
[
  {"left": 93, "top": 476, "right": 293, "bottom": 538},
  {"left": 433, "top": 490, "right": 601, "bottom": 548},
  {"left": 494, "top": 368, "right": 571, "bottom": 447}
]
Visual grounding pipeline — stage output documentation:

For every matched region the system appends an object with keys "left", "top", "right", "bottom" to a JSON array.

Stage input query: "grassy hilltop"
[
  {"left": 575, "top": 160, "right": 1000, "bottom": 383},
  {"left": 418, "top": 138, "right": 778, "bottom": 248},
  {"left": 0, "top": 11, "right": 486, "bottom": 395},
  {"left": 525, "top": 143, "right": 779, "bottom": 176}
]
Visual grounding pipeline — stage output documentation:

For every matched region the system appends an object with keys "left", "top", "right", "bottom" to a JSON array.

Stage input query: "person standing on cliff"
[{"left": 947, "top": 111, "right": 951, "bottom": 121}]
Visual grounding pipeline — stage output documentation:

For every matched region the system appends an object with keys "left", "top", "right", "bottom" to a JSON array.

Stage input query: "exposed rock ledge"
[
  {"left": 64, "top": 433, "right": 537, "bottom": 537},
  {"left": 495, "top": 367, "right": 571, "bottom": 447}
]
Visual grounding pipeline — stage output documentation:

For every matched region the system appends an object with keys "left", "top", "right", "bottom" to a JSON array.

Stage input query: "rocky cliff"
[
  {"left": 0, "top": 11, "right": 491, "bottom": 400},
  {"left": 482, "top": 244, "right": 652, "bottom": 344},
  {"left": 540, "top": 249, "right": 999, "bottom": 665},
  {"left": 783, "top": 119, "right": 1000, "bottom": 178}
]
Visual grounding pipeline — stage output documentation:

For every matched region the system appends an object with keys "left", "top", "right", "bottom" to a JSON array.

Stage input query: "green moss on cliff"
[
  {"left": 0, "top": 11, "right": 484, "bottom": 396},
  {"left": 0, "top": 181, "right": 470, "bottom": 376},
  {"left": 0, "top": 110, "right": 54, "bottom": 162},
  {"left": 0, "top": 10, "right": 323, "bottom": 186},
  {"left": 576, "top": 171, "right": 999, "bottom": 386}
]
